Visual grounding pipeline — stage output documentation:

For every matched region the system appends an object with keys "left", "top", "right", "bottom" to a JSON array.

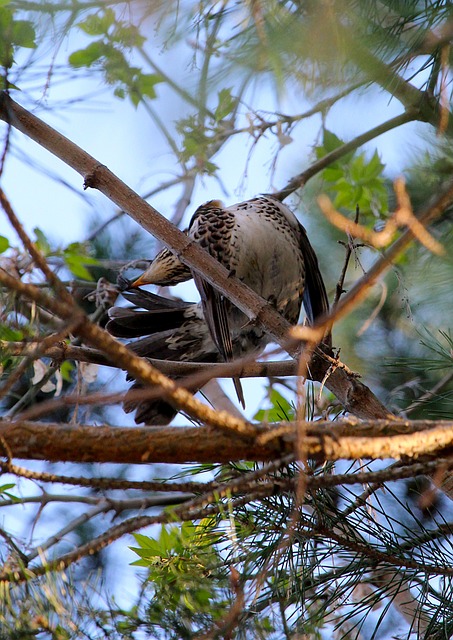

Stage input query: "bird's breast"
[{"left": 230, "top": 209, "right": 305, "bottom": 323}]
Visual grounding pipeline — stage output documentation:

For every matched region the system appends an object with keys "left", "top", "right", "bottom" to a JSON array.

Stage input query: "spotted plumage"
[{"left": 107, "top": 195, "right": 329, "bottom": 424}]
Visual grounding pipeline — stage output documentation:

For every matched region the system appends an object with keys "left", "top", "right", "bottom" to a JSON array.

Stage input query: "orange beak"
[{"left": 129, "top": 274, "right": 148, "bottom": 288}]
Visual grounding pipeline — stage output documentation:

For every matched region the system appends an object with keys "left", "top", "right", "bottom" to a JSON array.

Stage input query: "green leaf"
[
  {"left": 69, "top": 41, "right": 105, "bottom": 68},
  {"left": 63, "top": 255, "right": 94, "bottom": 280},
  {"left": 132, "top": 533, "right": 163, "bottom": 551},
  {"left": 214, "top": 87, "right": 236, "bottom": 121},
  {"left": 0, "top": 324, "right": 23, "bottom": 341},
  {"left": 11, "top": 19, "right": 36, "bottom": 48},
  {"left": 0, "top": 483, "right": 19, "bottom": 502},
  {"left": 0, "top": 483, "right": 16, "bottom": 492},
  {"left": 59, "top": 360, "right": 74, "bottom": 383},
  {"left": 254, "top": 388, "right": 294, "bottom": 422},
  {"left": 322, "top": 166, "right": 344, "bottom": 183},
  {"left": 77, "top": 9, "right": 115, "bottom": 36},
  {"left": 349, "top": 154, "right": 365, "bottom": 182},
  {"left": 0, "top": 235, "right": 9, "bottom": 253},
  {"left": 137, "top": 73, "right": 163, "bottom": 100},
  {"left": 113, "top": 23, "right": 145, "bottom": 48},
  {"left": 33, "top": 227, "right": 51, "bottom": 255},
  {"left": 322, "top": 129, "right": 345, "bottom": 153}
]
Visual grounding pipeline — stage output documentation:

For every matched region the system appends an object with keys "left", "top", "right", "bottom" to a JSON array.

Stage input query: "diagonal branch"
[
  {"left": 0, "top": 267, "right": 256, "bottom": 437},
  {"left": 0, "top": 92, "right": 393, "bottom": 420}
]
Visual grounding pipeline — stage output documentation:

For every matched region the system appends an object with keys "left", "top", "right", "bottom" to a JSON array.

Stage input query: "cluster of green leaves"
[
  {"left": 316, "top": 129, "right": 389, "bottom": 219},
  {"left": 129, "top": 520, "right": 230, "bottom": 638},
  {"left": 69, "top": 7, "right": 162, "bottom": 106},
  {"left": 176, "top": 88, "right": 238, "bottom": 174},
  {"left": 0, "top": 2, "right": 36, "bottom": 87}
]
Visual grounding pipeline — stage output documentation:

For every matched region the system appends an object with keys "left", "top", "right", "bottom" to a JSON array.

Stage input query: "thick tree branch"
[{"left": 2, "top": 419, "right": 453, "bottom": 465}]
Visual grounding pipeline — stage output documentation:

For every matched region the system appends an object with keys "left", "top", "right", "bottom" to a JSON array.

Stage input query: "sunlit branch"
[{"left": 3, "top": 419, "right": 453, "bottom": 465}]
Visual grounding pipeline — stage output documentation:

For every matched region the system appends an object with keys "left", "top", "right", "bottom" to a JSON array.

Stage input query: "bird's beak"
[
  {"left": 129, "top": 273, "right": 148, "bottom": 288},
  {"left": 128, "top": 258, "right": 169, "bottom": 289}
]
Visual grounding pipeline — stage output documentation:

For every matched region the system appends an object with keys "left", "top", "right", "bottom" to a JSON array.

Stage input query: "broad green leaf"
[
  {"left": 63, "top": 255, "right": 94, "bottom": 280},
  {"left": 33, "top": 227, "right": 51, "bottom": 254},
  {"left": 322, "top": 166, "right": 344, "bottom": 182},
  {"left": 113, "top": 24, "right": 145, "bottom": 48},
  {"left": 138, "top": 73, "right": 163, "bottom": 100},
  {"left": 322, "top": 129, "right": 344, "bottom": 153},
  {"left": 69, "top": 41, "right": 105, "bottom": 68},
  {"left": 132, "top": 532, "right": 163, "bottom": 550},
  {"left": 11, "top": 19, "right": 36, "bottom": 48}
]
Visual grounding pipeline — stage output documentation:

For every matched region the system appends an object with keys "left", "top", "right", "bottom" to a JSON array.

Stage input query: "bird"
[{"left": 106, "top": 195, "right": 330, "bottom": 425}]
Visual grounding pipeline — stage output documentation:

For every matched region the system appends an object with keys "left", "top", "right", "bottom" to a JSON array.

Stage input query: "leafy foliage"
[
  {"left": 316, "top": 129, "right": 389, "bottom": 217},
  {"left": 0, "top": 4, "right": 35, "bottom": 86},
  {"left": 69, "top": 7, "right": 163, "bottom": 106}
]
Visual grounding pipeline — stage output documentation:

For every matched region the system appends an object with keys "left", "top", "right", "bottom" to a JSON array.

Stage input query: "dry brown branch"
[
  {"left": 0, "top": 340, "right": 299, "bottom": 376},
  {"left": 2, "top": 456, "right": 447, "bottom": 496},
  {"left": 2, "top": 419, "right": 453, "bottom": 465}
]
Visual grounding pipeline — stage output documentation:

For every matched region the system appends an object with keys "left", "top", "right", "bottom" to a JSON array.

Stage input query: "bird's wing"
[
  {"left": 190, "top": 202, "right": 245, "bottom": 406},
  {"left": 188, "top": 202, "right": 236, "bottom": 363},
  {"left": 193, "top": 275, "right": 233, "bottom": 362},
  {"left": 297, "top": 221, "right": 331, "bottom": 343},
  {"left": 192, "top": 272, "right": 245, "bottom": 407}
]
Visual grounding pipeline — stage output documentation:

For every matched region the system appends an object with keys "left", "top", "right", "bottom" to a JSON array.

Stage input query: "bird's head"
[{"left": 126, "top": 246, "right": 189, "bottom": 289}]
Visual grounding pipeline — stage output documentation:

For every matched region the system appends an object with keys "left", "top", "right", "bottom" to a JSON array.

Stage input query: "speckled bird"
[{"left": 106, "top": 195, "right": 330, "bottom": 424}]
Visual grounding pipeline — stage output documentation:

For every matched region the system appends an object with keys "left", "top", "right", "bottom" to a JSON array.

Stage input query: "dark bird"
[{"left": 106, "top": 195, "right": 330, "bottom": 424}]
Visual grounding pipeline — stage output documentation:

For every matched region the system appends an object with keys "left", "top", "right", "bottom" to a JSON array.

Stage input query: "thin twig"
[{"left": 332, "top": 204, "right": 361, "bottom": 309}]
